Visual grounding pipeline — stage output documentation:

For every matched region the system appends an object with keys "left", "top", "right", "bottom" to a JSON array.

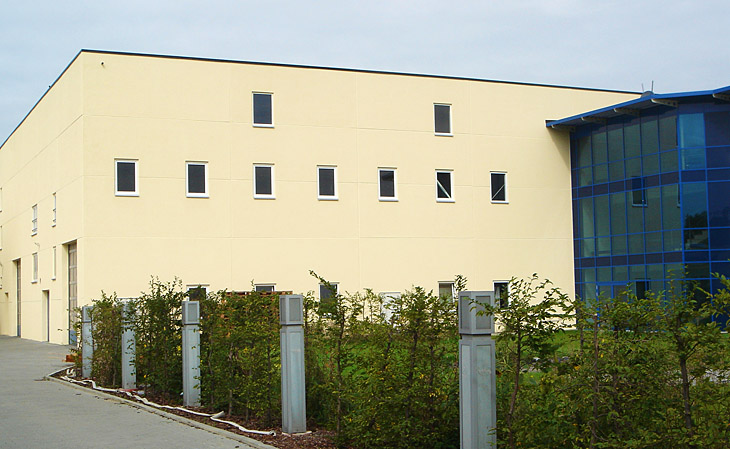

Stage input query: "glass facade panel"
[
  {"left": 678, "top": 113, "right": 705, "bottom": 148},
  {"left": 643, "top": 154, "right": 659, "bottom": 175},
  {"left": 682, "top": 182, "right": 708, "bottom": 228},
  {"left": 577, "top": 136, "right": 592, "bottom": 166},
  {"left": 625, "top": 157, "right": 641, "bottom": 178},
  {"left": 659, "top": 116, "right": 677, "bottom": 151},
  {"left": 608, "top": 128, "right": 624, "bottom": 161},
  {"left": 682, "top": 148, "right": 706, "bottom": 170},
  {"left": 578, "top": 167, "right": 592, "bottom": 186},
  {"left": 593, "top": 132, "right": 608, "bottom": 164},
  {"left": 610, "top": 193, "right": 626, "bottom": 235},
  {"left": 661, "top": 150, "right": 678, "bottom": 172},
  {"left": 580, "top": 197, "right": 594, "bottom": 238},
  {"left": 624, "top": 124, "right": 640, "bottom": 158},
  {"left": 705, "top": 112, "right": 730, "bottom": 146},
  {"left": 661, "top": 184, "right": 681, "bottom": 230},
  {"left": 594, "top": 164, "right": 608, "bottom": 184},
  {"left": 645, "top": 187, "right": 661, "bottom": 232},
  {"left": 595, "top": 195, "right": 610, "bottom": 236},
  {"left": 708, "top": 181, "right": 730, "bottom": 227},
  {"left": 609, "top": 160, "right": 624, "bottom": 181},
  {"left": 641, "top": 119, "right": 659, "bottom": 154},
  {"left": 628, "top": 233, "right": 644, "bottom": 254}
]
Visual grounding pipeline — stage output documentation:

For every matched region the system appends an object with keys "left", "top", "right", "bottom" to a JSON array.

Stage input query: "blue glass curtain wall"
[{"left": 571, "top": 100, "right": 730, "bottom": 308}]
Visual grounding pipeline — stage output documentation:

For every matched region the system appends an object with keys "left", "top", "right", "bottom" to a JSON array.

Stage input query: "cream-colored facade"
[{"left": 0, "top": 50, "right": 637, "bottom": 343}]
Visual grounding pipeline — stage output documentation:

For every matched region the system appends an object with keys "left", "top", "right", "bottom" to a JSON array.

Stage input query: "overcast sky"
[{"left": 2, "top": 0, "right": 729, "bottom": 142}]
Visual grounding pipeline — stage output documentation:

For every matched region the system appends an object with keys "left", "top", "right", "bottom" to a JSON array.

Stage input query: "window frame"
[
  {"left": 317, "top": 166, "right": 338, "bottom": 201},
  {"left": 438, "top": 282, "right": 455, "bottom": 299},
  {"left": 52, "top": 246, "right": 57, "bottom": 280},
  {"left": 434, "top": 103, "right": 452, "bottom": 136},
  {"left": 52, "top": 193, "right": 57, "bottom": 226},
  {"left": 319, "top": 282, "right": 339, "bottom": 300},
  {"left": 378, "top": 168, "right": 398, "bottom": 202},
  {"left": 490, "top": 171, "right": 508, "bottom": 203},
  {"left": 186, "top": 161, "right": 209, "bottom": 198},
  {"left": 115, "top": 159, "right": 139, "bottom": 197},
  {"left": 186, "top": 285, "right": 209, "bottom": 301},
  {"left": 379, "top": 291, "right": 401, "bottom": 321},
  {"left": 31, "top": 204, "right": 38, "bottom": 235},
  {"left": 255, "top": 284, "right": 276, "bottom": 293},
  {"left": 32, "top": 252, "right": 38, "bottom": 283},
  {"left": 252, "top": 92, "right": 274, "bottom": 127},
  {"left": 494, "top": 281, "right": 509, "bottom": 308},
  {"left": 253, "top": 164, "right": 276, "bottom": 199},
  {"left": 436, "top": 169, "right": 454, "bottom": 202}
]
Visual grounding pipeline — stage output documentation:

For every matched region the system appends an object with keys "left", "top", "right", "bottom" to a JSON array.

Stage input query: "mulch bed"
[{"left": 52, "top": 368, "right": 337, "bottom": 449}]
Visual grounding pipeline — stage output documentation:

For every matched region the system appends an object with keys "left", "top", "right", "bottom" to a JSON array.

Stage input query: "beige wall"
[{"left": 0, "top": 51, "right": 637, "bottom": 343}]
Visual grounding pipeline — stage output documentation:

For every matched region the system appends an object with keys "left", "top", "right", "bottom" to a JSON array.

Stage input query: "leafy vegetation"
[{"left": 77, "top": 274, "right": 730, "bottom": 448}]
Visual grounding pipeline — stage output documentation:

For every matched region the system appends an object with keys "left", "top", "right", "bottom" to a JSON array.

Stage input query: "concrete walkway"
[{"left": 0, "top": 336, "right": 263, "bottom": 449}]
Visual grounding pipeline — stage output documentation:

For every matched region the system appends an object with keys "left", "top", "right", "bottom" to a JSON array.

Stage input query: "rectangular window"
[
  {"left": 255, "top": 284, "right": 276, "bottom": 292},
  {"left": 434, "top": 104, "right": 452, "bottom": 135},
  {"left": 253, "top": 92, "right": 273, "bottom": 126},
  {"left": 378, "top": 168, "right": 397, "bottom": 201},
  {"left": 0, "top": 225, "right": 3, "bottom": 250},
  {"left": 379, "top": 292, "right": 401, "bottom": 321},
  {"left": 187, "top": 285, "right": 208, "bottom": 301},
  {"left": 0, "top": 187, "right": 3, "bottom": 212},
  {"left": 32, "top": 252, "right": 38, "bottom": 282},
  {"left": 31, "top": 204, "right": 38, "bottom": 235},
  {"left": 490, "top": 172, "right": 507, "bottom": 203},
  {"left": 115, "top": 159, "right": 138, "bottom": 196},
  {"left": 317, "top": 166, "right": 338, "bottom": 200},
  {"left": 52, "top": 246, "right": 57, "bottom": 280},
  {"left": 186, "top": 162, "right": 208, "bottom": 197},
  {"left": 494, "top": 281, "right": 509, "bottom": 308},
  {"left": 631, "top": 177, "right": 646, "bottom": 206},
  {"left": 253, "top": 164, "right": 275, "bottom": 199},
  {"left": 438, "top": 282, "right": 455, "bottom": 299},
  {"left": 436, "top": 170, "right": 454, "bottom": 202},
  {"left": 52, "top": 193, "right": 57, "bottom": 226},
  {"left": 319, "top": 282, "right": 339, "bottom": 299}
]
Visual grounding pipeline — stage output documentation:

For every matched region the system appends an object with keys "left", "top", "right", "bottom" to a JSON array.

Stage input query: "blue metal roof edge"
[{"left": 546, "top": 85, "right": 730, "bottom": 129}]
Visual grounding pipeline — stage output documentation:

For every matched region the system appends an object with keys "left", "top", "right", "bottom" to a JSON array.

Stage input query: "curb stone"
[{"left": 47, "top": 375, "right": 277, "bottom": 449}]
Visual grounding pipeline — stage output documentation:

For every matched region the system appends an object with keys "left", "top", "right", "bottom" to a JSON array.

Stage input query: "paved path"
[{"left": 0, "top": 336, "right": 261, "bottom": 449}]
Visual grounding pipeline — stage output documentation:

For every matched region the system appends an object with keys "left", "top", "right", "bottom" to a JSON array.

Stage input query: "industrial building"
[{"left": 0, "top": 50, "right": 677, "bottom": 343}]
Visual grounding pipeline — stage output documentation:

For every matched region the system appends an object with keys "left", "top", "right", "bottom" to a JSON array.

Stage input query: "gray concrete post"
[
  {"left": 81, "top": 305, "right": 93, "bottom": 378},
  {"left": 121, "top": 301, "right": 136, "bottom": 390},
  {"left": 458, "top": 291, "right": 497, "bottom": 449},
  {"left": 181, "top": 300, "right": 200, "bottom": 407},
  {"left": 280, "top": 294, "right": 306, "bottom": 434}
]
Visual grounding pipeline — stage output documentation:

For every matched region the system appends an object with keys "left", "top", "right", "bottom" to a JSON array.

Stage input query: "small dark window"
[
  {"left": 318, "top": 167, "right": 337, "bottom": 199},
  {"left": 116, "top": 161, "right": 137, "bottom": 194},
  {"left": 434, "top": 104, "right": 451, "bottom": 134},
  {"left": 187, "top": 286, "right": 207, "bottom": 301},
  {"left": 631, "top": 177, "right": 646, "bottom": 206},
  {"left": 379, "top": 169, "right": 396, "bottom": 200},
  {"left": 255, "top": 284, "right": 275, "bottom": 292},
  {"left": 436, "top": 171, "right": 453, "bottom": 200},
  {"left": 253, "top": 93, "right": 273, "bottom": 126},
  {"left": 494, "top": 282, "right": 509, "bottom": 308},
  {"left": 187, "top": 163, "right": 207, "bottom": 196},
  {"left": 491, "top": 172, "right": 506, "bottom": 202},
  {"left": 254, "top": 165, "right": 274, "bottom": 197}
]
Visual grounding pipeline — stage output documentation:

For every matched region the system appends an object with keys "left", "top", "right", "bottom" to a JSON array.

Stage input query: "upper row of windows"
[
  {"left": 253, "top": 92, "right": 454, "bottom": 135},
  {"left": 115, "top": 160, "right": 508, "bottom": 203}
]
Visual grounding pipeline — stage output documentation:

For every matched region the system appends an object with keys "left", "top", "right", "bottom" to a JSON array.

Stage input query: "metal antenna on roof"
[{"left": 651, "top": 80, "right": 654, "bottom": 92}]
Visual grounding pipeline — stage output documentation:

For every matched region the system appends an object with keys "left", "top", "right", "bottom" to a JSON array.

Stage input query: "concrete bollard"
[
  {"left": 181, "top": 300, "right": 201, "bottom": 407},
  {"left": 81, "top": 305, "right": 93, "bottom": 378},
  {"left": 121, "top": 301, "right": 136, "bottom": 390},
  {"left": 280, "top": 294, "right": 307, "bottom": 434},
  {"left": 458, "top": 291, "right": 497, "bottom": 449}
]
